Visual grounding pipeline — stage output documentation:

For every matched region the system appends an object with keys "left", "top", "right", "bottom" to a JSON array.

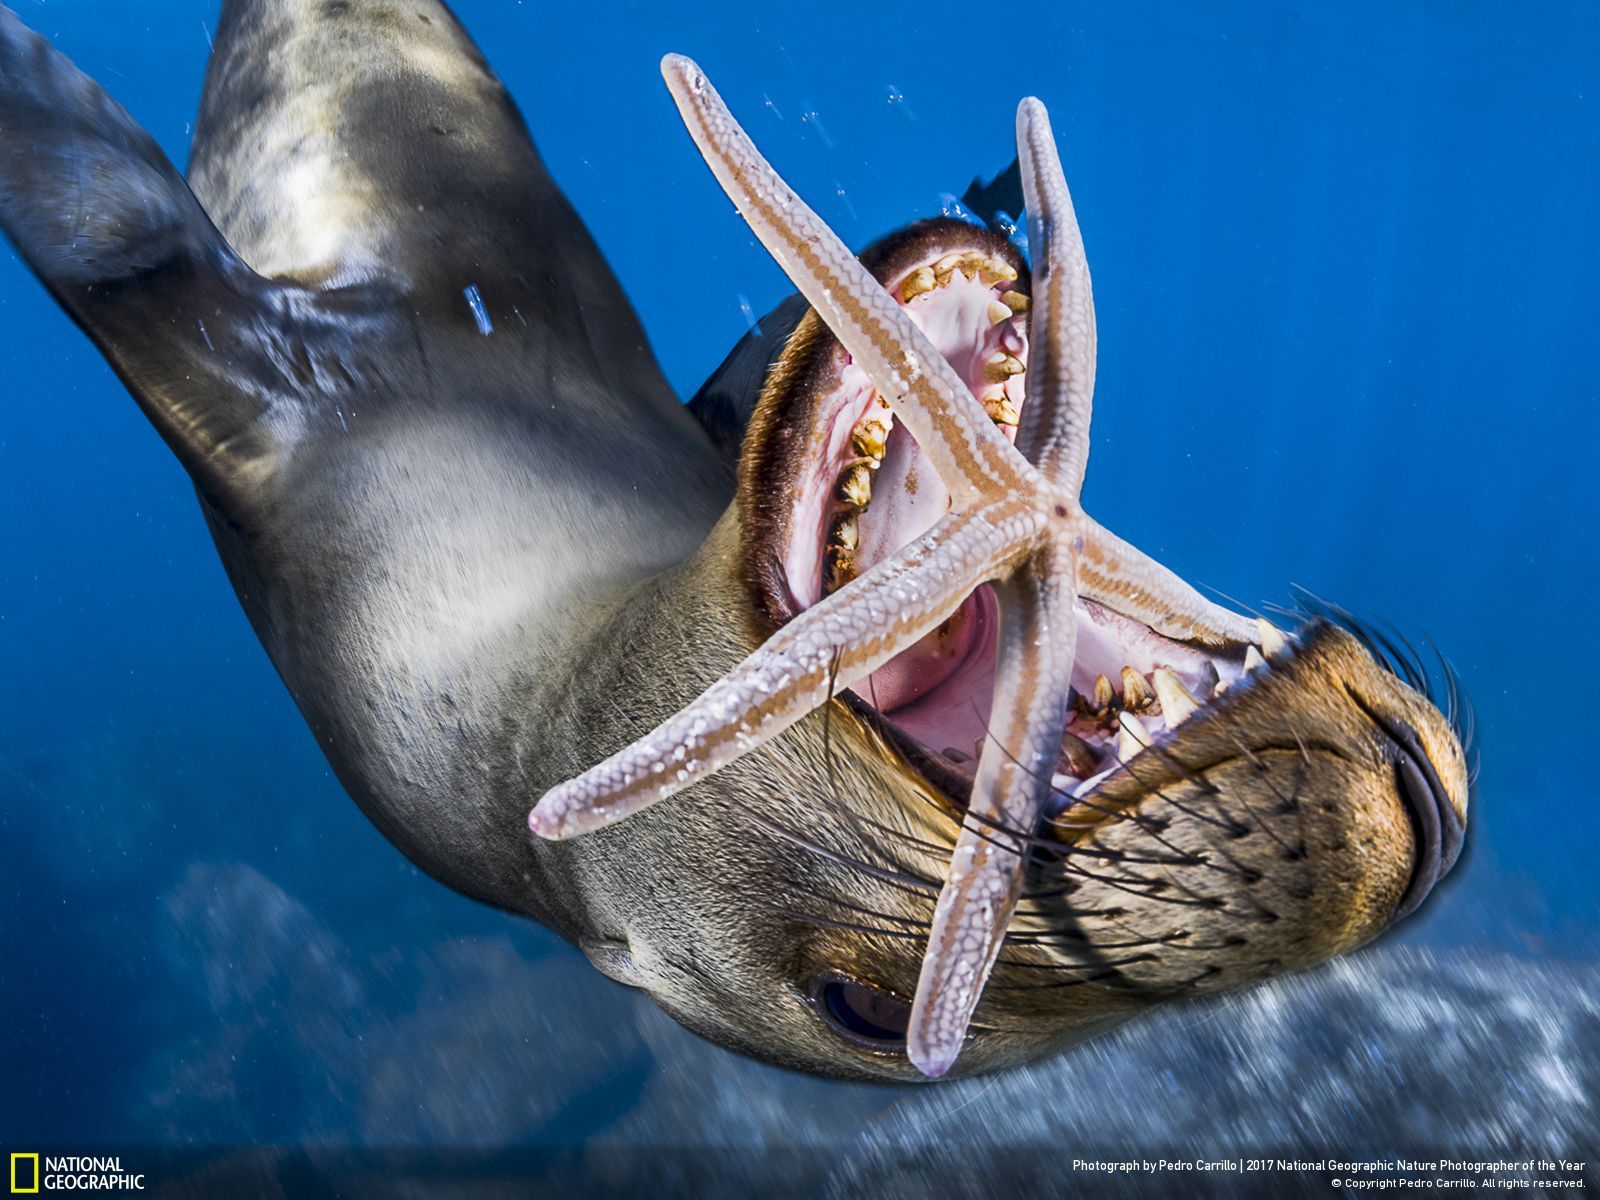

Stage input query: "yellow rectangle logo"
[{"left": 9, "top": 1153, "right": 40, "bottom": 1194}]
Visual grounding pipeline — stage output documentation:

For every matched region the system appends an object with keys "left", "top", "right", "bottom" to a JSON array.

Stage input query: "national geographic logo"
[{"left": 8, "top": 1155, "right": 144, "bottom": 1192}]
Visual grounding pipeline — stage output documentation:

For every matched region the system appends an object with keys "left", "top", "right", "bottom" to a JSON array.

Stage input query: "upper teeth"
[
  {"left": 849, "top": 413, "right": 890, "bottom": 463},
  {"left": 981, "top": 390, "right": 1022, "bottom": 427},
  {"left": 823, "top": 253, "right": 1030, "bottom": 596},
  {"left": 899, "top": 266, "right": 937, "bottom": 303},
  {"left": 836, "top": 460, "right": 874, "bottom": 509},
  {"left": 1120, "top": 665, "right": 1153, "bottom": 711},
  {"left": 983, "top": 351, "right": 1026, "bottom": 383},
  {"left": 898, "top": 253, "right": 1026, "bottom": 307},
  {"left": 933, "top": 251, "right": 983, "bottom": 285},
  {"left": 1257, "top": 617, "right": 1289, "bottom": 659}
]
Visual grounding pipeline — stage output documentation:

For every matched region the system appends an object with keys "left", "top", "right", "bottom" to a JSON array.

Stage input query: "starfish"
[{"left": 530, "top": 55, "right": 1263, "bottom": 1077}]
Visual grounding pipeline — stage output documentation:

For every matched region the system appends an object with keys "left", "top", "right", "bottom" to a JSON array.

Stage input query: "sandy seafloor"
[{"left": 1, "top": 0, "right": 1596, "bottom": 1195}]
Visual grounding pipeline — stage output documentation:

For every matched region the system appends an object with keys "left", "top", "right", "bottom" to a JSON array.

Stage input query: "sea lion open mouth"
[{"left": 737, "top": 218, "right": 1270, "bottom": 831}]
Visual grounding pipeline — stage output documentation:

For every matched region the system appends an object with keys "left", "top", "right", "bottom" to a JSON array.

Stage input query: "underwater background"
[{"left": 2, "top": 0, "right": 1596, "bottom": 1191}]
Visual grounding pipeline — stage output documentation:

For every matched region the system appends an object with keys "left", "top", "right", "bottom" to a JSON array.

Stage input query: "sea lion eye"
[{"left": 809, "top": 975, "right": 911, "bottom": 1051}]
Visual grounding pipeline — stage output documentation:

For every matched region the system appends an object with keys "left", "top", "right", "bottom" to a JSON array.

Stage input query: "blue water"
[{"left": 2, "top": 0, "right": 1596, "bottom": 1166}]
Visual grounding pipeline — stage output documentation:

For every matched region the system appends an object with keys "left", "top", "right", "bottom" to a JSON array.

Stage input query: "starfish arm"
[
  {"left": 1014, "top": 98, "right": 1096, "bottom": 501},
  {"left": 1078, "top": 522, "right": 1258, "bottom": 646},
  {"left": 529, "top": 500, "right": 1045, "bottom": 840},
  {"left": 907, "top": 544, "right": 1079, "bottom": 1077},
  {"left": 661, "top": 54, "right": 1033, "bottom": 508}
]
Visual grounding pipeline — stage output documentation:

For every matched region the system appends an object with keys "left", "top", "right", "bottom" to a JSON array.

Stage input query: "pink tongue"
[{"left": 858, "top": 595, "right": 985, "bottom": 712}]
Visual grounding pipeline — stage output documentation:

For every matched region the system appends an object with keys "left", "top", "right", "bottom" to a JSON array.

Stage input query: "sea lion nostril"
[{"left": 1390, "top": 721, "right": 1465, "bottom": 920}]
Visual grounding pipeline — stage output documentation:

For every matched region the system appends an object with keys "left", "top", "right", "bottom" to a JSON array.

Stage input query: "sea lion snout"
[{"left": 1331, "top": 628, "right": 1472, "bottom": 922}]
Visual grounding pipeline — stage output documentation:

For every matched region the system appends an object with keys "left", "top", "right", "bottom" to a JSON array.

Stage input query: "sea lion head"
[
  {"left": 534, "top": 67, "right": 1473, "bottom": 1081},
  {"left": 553, "top": 247, "right": 1471, "bottom": 1084}
]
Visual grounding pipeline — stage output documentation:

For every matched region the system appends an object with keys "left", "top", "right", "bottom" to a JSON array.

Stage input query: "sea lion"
[{"left": 0, "top": 0, "right": 1471, "bottom": 1082}]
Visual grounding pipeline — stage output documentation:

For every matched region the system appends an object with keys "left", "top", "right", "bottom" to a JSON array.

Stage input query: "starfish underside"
[{"left": 530, "top": 56, "right": 1258, "bottom": 1077}]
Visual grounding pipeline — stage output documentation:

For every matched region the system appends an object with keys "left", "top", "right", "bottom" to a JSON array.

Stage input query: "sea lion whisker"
[
  {"left": 747, "top": 811, "right": 942, "bottom": 895},
  {"left": 991, "top": 954, "right": 1159, "bottom": 975},
  {"left": 812, "top": 693, "right": 946, "bottom": 878},
  {"left": 1086, "top": 738, "right": 1250, "bottom": 837},
  {"left": 757, "top": 905, "right": 927, "bottom": 942},
  {"left": 1132, "top": 737, "right": 1224, "bottom": 797},
  {"left": 958, "top": 703, "right": 1198, "bottom": 870},
  {"left": 1042, "top": 845, "right": 1206, "bottom": 868},
  {"left": 777, "top": 888, "right": 936, "bottom": 933},
  {"left": 815, "top": 659, "right": 944, "bottom": 868},
  {"left": 1127, "top": 847, "right": 1239, "bottom": 913},
  {"left": 1218, "top": 747, "right": 1307, "bottom": 860},
  {"left": 982, "top": 970, "right": 1124, "bottom": 992},
  {"left": 1071, "top": 839, "right": 1234, "bottom": 913},
  {"left": 1159, "top": 936, "right": 1250, "bottom": 953},
  {"left": 1034, "top": 860, "right": 1201, "bottom": 898},
  {"left": 984, "top": 956, "right": 1159, "bottom": 991},
  {"left": 1290, "top": 724, "right": 1314, "bottom": 768},
  {"left": 1001, "top": 929, "right": 1190, "bottom": 951},
  {"left": 1047, "top": 790, "right": 1172, "bottom": 839}
]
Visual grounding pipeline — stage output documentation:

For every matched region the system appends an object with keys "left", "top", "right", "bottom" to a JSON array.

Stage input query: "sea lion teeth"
[
  {"left": 850, "top": 415, "right": 890, "bottom": 462},
  {"left": 981, "top": 389, "right": 1021, "bottom": 427},
  {"left": 1257, "top": 617, "right": 1289, "bottom": 659},
  {"left": 1244, "top": 645, "right": 1268, "bottom": 673},
  {"left": 837, "top": 461, "right": 873, "bottom": 508},
  {"left": 1116, "top": 712, "right": 1149, "bottom": 762},
  {"left": 1059, "top": 730, "right": 1099, "bottom": 776},
  {"left": 1152, "top": 666, "right": 1200, "bottom": 725},
  {"left": 1093, "top": 673, "right": 1115, "bottom": 712},
  {"left": 899, "top": 266, "right": 936, "bottom": 302},
  {"left": 983, "top": 352, "right": 1025, "bottom": 383},
  {"left": 823, "top": 544, "right": 857, "bottom": 592},
  {"left": 978, "top": 257, "right": 1018, "bottom": 285},
  {"left": 999, "top": 289, "right": 1030, "bottom": 313},
  {"left": 988, "top": 299, "right": 1015, "bottom": 325},
  {"left": 933, "top": 252, "right": 966, "bottom": 283},
  {"left": 831, "top": 510, "right": 859, "bottom": 552},
  {"left": 1196, "top": 660, "right": 1221, "bottom": 697},
  {"left": 1120, "top": 666, "right": 1152, "bottom": 711}
]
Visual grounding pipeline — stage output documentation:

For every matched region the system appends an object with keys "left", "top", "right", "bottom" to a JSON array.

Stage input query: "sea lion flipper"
[
  {"left": 0, "top": 7, "right": 409, "bottom": 503},
  {"left": 188, "top": 0, "right": 671, "bottom": 407}
]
